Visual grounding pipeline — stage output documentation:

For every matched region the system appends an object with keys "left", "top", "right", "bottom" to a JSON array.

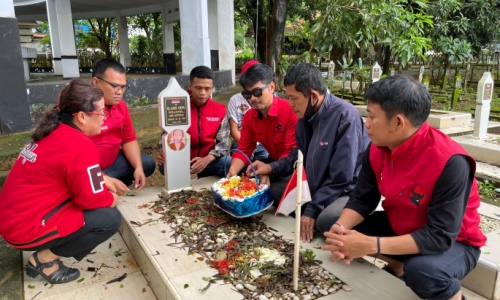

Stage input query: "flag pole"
[{"left": 293, "top": 150, "right": 304, "bottom": 291}]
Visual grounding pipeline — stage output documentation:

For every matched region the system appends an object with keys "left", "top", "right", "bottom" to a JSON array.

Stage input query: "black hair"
[
  {"left": 31, "top": 79, "right": 104, "bottom": 141},
  {"left": 240, "top": 63, "right": 273, "bottom": 89},
  {"left": 190, "top": 66, "right": 214, "bottom": 82},
  {"left": 92, "top": 58, "right": 126, "bottom": 78},
  {"left": 283, "top": 63, "right": 327, "bottom": 97},
  {"left": 364, "top": 75, "right": 431, "bottom": 127}
]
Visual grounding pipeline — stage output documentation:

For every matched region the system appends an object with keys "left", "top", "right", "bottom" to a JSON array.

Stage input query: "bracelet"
[
  {"left": 334, "top": 222, "right": 342, "bottom": 228},
  {"left": 376, "top": 236, "right": 381, "bottom": 255}
]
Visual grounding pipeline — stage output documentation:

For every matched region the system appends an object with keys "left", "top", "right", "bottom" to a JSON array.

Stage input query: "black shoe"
[{"left": 25, "top": 252, "right": 80, "bottom": 284}]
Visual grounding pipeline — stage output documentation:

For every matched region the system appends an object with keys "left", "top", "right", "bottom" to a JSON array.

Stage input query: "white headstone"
[
  {"left": 418, "top": 66, "right": 425, "bottom": 83},
  {"left": 473, "top": 72, "right": 494, "bottom": 140},
  {"left": 328, "top": 61, "right": 335, "bottom": 81},
  {"left": 372, "top": 62, "right": 381, "bottom": 83},
  {"left": 158, "top": 77, "right": 193, "bottom": 191}
]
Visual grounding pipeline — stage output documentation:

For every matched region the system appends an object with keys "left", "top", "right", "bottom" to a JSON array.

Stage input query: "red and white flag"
[{"left": 275, "top": 168, "right": 311, "bottom": 216}]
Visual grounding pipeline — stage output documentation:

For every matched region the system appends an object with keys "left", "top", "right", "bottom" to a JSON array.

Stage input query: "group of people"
[{"left": 0, "top": 57, "right": 486, "bottom": 300}]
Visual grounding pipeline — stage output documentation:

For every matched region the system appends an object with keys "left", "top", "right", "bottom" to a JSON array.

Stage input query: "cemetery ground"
[{"left": 1, "top": 83, "right": 500, "bottom": 299}]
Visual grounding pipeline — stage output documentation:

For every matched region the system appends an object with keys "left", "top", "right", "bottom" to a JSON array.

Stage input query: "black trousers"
[{"left": 24, "top": 208, "right": 121, "bottom": 261}]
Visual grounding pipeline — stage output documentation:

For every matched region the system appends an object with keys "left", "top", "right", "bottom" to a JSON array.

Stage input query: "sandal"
[{"left": 25, "top": 252, "right": 80, "bottom": 284}]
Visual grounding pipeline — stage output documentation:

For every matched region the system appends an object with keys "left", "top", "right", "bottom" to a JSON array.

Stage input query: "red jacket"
[
  {"left": 0, "top": 124, "right": 114, "bottom": 249},
  {"left": 370, "top": 122, "right": 486, "bottom": 248},
  {"left": 89, "top": 100, "right": 137, "bottom": 170},
  {"left": 233, "top": 96, "right": 297, "bottom": 166},
  {"left": 188, "top": 95, "right": 226, "bottom": 159}
]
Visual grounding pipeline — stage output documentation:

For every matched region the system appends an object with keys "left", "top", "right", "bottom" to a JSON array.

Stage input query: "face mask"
[{"left": 303, "top": 95, "right": 318, "bottom": 121}]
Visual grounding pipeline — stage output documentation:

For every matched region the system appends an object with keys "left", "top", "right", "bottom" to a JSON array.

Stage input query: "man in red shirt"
[
  {"left": 90, "top": 58, "right": 155, "bottom": 193},
  {"left": 322, "top": 75, "right": 486, "bottom": 300},
  {"left": 158, "top": 66, "right": 231, "bottom": 177},
  {"left": 227, "top": 63, "right": 297, "bottom": 200}
]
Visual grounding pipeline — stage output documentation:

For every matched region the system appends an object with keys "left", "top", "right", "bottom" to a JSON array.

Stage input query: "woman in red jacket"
[{"left": 0, "top": 79, "right": 120, "bottom": 284}]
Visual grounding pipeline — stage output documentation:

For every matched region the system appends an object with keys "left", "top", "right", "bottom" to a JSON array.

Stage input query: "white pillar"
[
  {"left": 46, "top": 0, "right": 62, "bottom": 76},
  {"left": 0, "top": 0, "right": 33, "bottom": 133},
  {"left": 179, "top": 0, "right": 211, "bottom": 74},
  {"left": 208, "top": 0, "right": 219, "bottom": 71},
  {"left": 0, "top": 0, "right": 15, "bottom": 17},
  {"left": 217, "top": 0, "right": 235, "bottom": 82},
  {"left": 473, "top": 72, "right": 494, "bottom": 139},
  {"left": 117, "top": 13, "right": 131, "bottom": 67},
  {"left": 162, "top": 3, "right": 177, "bottom": 74},
  {"left": 54, "top": 0, "right": 79, "bottom": 78}
]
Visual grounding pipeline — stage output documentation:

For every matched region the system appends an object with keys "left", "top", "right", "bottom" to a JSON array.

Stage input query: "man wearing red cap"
[{"left": 227, "top": 60, "right": 269, "bottom": 160}]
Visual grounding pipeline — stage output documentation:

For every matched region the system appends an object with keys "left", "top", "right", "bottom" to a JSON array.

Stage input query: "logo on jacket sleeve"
[
  {"left": 408, "top": 186, "right": 426, "bottom": 206},
  {"left": 19, "top": 141, "right": 38, "bottom": 164},
  {"left": 87, "top": 164, "right": 105, "bottom": 193}
]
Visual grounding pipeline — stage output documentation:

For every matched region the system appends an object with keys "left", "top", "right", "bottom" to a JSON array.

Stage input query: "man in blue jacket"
[{"left": 282, "top": 63, "right": 370, "bottom": 243}]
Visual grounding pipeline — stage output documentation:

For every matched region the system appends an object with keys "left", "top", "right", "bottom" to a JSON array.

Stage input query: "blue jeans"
[
  {"left": 158, "top": 155, "right": 231, "bottom": 178},
  {"left": 355, "top": 211, "right": 481, "bottom": 300},
  {"left": 103, "top": 150, "right": 156, "bottom": 186},
  {"left": 230, "top": 141, "right": 269, "bottom": 161},
  {"left": 315, "top": 196, "right": 349, "bottom": 234}
]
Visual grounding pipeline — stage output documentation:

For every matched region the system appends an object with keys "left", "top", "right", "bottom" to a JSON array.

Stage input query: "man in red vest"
[
  {"left": 322, "top": 75, "right": 486, "bottom": 300},
  {"left": 158, "top": 66, "right": 230, "bottom": 177}
]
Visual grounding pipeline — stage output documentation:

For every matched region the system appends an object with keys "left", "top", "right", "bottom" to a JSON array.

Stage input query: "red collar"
[{"left": 252, "top": 95, "right": 279, "bottom": 119}]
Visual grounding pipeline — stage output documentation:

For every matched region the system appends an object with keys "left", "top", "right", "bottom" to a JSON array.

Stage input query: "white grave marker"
[
  {"left": 372, "top": 62, "right": 381, "bottom": 83},
  {"left": 158, "top": 77, "right": 192, "bottom": 191},
  {"left": 418, "top": 66, "right": 425, "bottom": 83},
  {"left": 473, "top": 72, "right": 494, "bottom": 140},
  {"left": 328, "top": 61, "right": 335, "bottom": 81}
]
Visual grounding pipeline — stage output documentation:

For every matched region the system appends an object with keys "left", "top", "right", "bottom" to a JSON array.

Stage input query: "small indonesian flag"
[
  {"left": 171, "top": 99, "right": 180, "bottom": 104},
  {"left": 275, "top": 168, "right": 311, "bottom": 216}
]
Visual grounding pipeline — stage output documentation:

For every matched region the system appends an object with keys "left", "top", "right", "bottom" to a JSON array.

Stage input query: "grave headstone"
[
  {"left": 418, "top": 66, "right": 425, "bottom": 83},
  {"left": 473, "top": 72, "right": 494, "bottom": 140},
  {"left": 464, "top": 63, "right": 470, "bottom": 90},
  {"left": 158, "top": 77, "right": 193, "bottom": 191},
  {"left": 371, "top": 62, "right": 381, "bottom": 83},
  {"left": 451, "top": 75, "right": 462, "bottom": 109},
  {"left": 328, "top": 61, "right": 335, "bottom": 81}
]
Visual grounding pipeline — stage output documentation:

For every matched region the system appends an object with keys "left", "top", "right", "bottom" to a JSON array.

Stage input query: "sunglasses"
[{"left": 241, "top": 84, "right": 270, "bottom": 100}]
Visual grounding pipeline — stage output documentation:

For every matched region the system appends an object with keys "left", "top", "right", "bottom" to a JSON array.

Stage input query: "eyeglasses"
[
  {"left": 241, "top": 84, "right": 270, "bottom": 100},
  {"left": 96, "top": 76, "right": 129, "bottom": 92},
  {"left": 72, "top": 110, "right": 106, "bottom": 120},
  {"left": 87, "top": 111, "right": 107, "bottom": 119}
]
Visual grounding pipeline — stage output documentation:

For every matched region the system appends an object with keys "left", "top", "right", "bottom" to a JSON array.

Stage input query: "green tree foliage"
[
  {"left": 309, "top": 0, "right": 433, "bottom": 74},
  {"left": 78, "top": 18, "right": 117, "bottom": 58}
]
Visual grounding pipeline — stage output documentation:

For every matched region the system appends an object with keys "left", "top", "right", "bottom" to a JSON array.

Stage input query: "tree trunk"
[
  {"left": 255, "top": 0, "right": 268, "bottom": 62},
  {"left": 353, "top": 47, "right": 361, "bottom": 65},
  {"left": 329, "top": 45, "right": 344, "bottom": 70},
  {"left": 269, "top": 0, "right": 286, "bottom": 74},
  {"left": 383, "top": 46, "right": 391, "bottom": 75},
  {"left": 374, "top": 44, "right": 383, "bottom": 65}
]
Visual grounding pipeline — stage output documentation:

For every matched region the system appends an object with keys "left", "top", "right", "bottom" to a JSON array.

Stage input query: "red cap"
[{"left": 239, "top": 60, "right": 260, "bottom": 77}]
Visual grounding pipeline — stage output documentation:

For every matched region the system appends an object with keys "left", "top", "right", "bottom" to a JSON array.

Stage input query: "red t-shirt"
[
  {"left": 89, "top": 100, "right": 137, "bottom": 170},
  {"left": 0, "top": 124, "right": 114, "bottom": 248},
  {"left": 233, "top": 96, "right": 297, "bottom": 165}
]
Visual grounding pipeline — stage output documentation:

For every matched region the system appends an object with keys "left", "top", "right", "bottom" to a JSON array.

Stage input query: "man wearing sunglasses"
[
  {"left": 227, "top": 60, "right": 269, "bottom": 161},
  {"left": 283, "top": 63, "right": 370, "bottom": 243},
  {"left": 226, "top": 63, "right": 298, "bottom": 200},
  {"left": 157, "top": 66, "right": 231, "bottom": 178},
  {"left": 90, "top": 58, "right": 156, "bottom": 195}
]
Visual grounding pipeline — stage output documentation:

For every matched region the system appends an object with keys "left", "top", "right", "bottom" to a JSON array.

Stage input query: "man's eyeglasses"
[
  {"left": 96, "top": 76, "right": 129, "bottom": 92},
  {"left": 241, "top": 84, "right": 270, "bottom": 100}
]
